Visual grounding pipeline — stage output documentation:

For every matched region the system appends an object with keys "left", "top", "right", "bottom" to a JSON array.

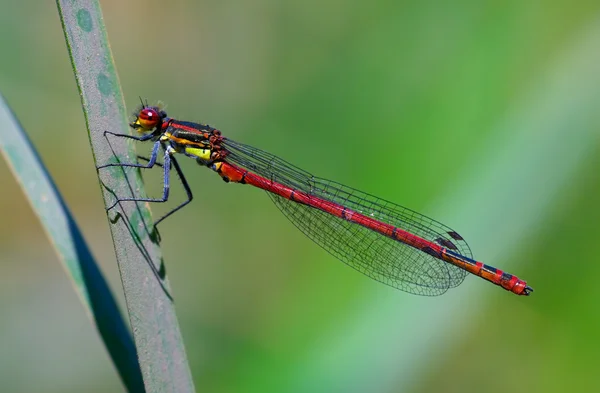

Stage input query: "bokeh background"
[{"left": 1, "top": 1, "right": 599, "bottom": 392}]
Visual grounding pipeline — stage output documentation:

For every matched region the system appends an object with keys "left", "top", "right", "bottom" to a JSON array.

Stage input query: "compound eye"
[{"left": 136, "top": 107, "right": 161, "bottom": 130}]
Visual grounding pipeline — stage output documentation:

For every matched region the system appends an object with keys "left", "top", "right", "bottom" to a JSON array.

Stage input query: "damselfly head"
[{"left": 130, "top": 105, "right": 167, "bottom": 132}]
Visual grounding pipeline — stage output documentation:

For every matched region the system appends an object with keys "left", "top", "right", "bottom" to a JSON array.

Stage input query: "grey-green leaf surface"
[
  {"left": 0, "top": 94, "right": 144, "bottom": 392},
  {"left": 55, "top": 1, "right": 194, "bottom": 392}
]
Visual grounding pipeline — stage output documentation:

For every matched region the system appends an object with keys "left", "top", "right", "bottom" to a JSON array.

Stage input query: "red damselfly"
[{"left": 98, "top": 102, "right": 533, "bottom": 296}]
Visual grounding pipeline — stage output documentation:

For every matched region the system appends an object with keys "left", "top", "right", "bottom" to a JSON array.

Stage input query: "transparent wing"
[{"left": 222, "top": 138, "right": 469, "bottom": 294}]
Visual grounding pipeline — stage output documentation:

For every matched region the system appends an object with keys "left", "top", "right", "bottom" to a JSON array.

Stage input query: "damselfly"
[{"left": 98, "top": 103, "right": 533, "bottom": 296}]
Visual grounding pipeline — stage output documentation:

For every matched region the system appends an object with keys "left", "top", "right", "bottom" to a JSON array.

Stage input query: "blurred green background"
[{"left": 1, "top": 0, "right": 599, "bottom": 392}]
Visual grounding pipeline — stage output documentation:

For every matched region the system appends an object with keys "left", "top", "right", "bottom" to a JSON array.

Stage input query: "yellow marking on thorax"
[
  {"left": 185, "top": 147, "right": 212, "bottom": 161},
  {"left": 161, "top": 132, "right": 212, "bottom": 160}
]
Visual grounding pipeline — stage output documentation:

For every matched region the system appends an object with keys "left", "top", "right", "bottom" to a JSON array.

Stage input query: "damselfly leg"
[{"left": 97, "top": 131, "right": 193, "bottom": 227}]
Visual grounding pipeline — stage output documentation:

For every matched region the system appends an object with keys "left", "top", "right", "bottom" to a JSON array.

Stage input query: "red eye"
[{"left": 136, "top": 107, "right": 161, "bottom": 130}]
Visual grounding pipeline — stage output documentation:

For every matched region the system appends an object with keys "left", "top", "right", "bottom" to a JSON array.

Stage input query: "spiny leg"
[
  {"left": 108, "top": 147, "right": 193, "bottom": 227},
  {"left": 137, "top": 156, "right": 163, "bottom": 167},
  {"left": 97, "top": 131, "right": 161, "bottom": 171},
  {"left": 99, "top": 131, "right": 193, "bottom": 227},
  {"left": 135, "top": 153, "right": 193, "bottom": 225},
  {"left": 104, "top": 145, "right": 174, "bottom": 212},
  {"left": 98, "top": 130, "right": 165, "bottom": 209},
  {"left": 153, "top": 153, "right": 193, "bottom": 227}
]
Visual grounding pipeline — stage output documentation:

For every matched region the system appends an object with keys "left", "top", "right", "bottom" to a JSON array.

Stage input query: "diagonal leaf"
[
  {"left": 55, "top": 0, "right": 195, "bottom": 392},
  {"left": 0, "top": 93, "right": 144, "bottom": 392}
]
